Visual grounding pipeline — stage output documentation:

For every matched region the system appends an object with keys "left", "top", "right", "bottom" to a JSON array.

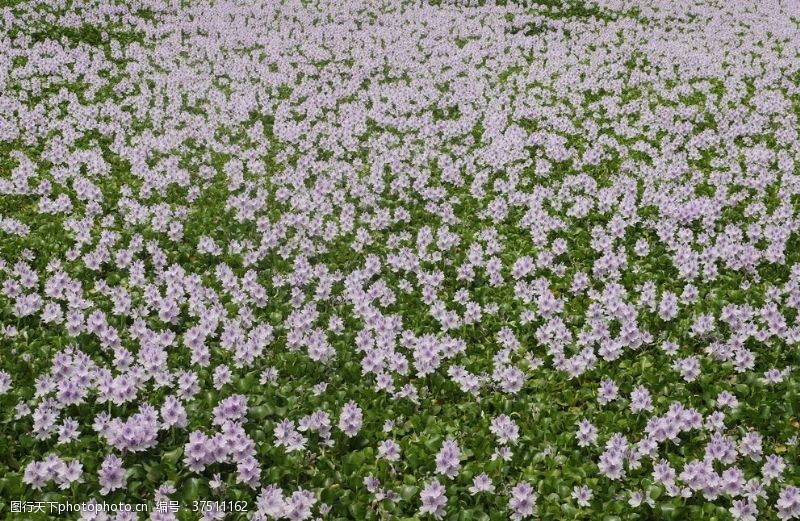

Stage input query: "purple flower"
[
  {"left": 576, "top": 419, "right": 598, "bottom": 447},
  {"left": 161, "top": 395, "right": 188, "bottom": 429},
  {"left": 508, "top": 481, "right": 537, "bottom": 520},
  {"left": 572, "top": 485, "right": 593, "bottom": 507},
  {"left": 468, "top": 473, "right": 495, "bottom": 495},
  {"left": 762, "top": 454, "right": 786, "bottom": 483},
  {"left": 777, "top": 486, "right": 800, "bottom": 520},
  {"left": 283, "top": 488, "right": 316, "bottom": 520},
  {"left": 419, "top": 480, "right": 447, "bottom": 519},
  {"left": 629, "top": 385, "right": 653, "bottom": 413},
  {"left": 338, "top": 401, "right": 363, "bottom": 438},
  {"left": 98, "top": 454, "right": 125, "bottom": 495},
  {"left": 658, "top": 291, "right": 679, "bottom": 320},
  {"left": 274, "top": 420, "right": 307, "bottom": 453},
  {"left": 597, "top": 378, "right": 619, "bottom": 405},
  {"left": 490, "top": 415, "right": 519, "bottom": 445},
  {"left": 377, "top": 439, "right": 401, "bottom": 462},
  {"left": 255, "top": 485, "right": 287, "bottom": 519},
  {"left": 730, "top": 499, "right": 758, "bottom": 521},
  {"left": 434, "top": 439, "right": 461, "bottom": 479},
  {"left": 0, "top": 370, "right": 12, "bottom": 394}
]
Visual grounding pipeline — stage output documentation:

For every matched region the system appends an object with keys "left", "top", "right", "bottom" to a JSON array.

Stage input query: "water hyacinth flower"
[
  {"left": 572, "top": 485, "right": 593, "bottom": 507},
  {"left": 673, "top": 356, "right": 701, "bottom": 382},
  {"left": 98, "top": 454, "right": 125, "bottom": 495},
  {"left": 730, "top": 499, "right": 758, "bottom": 521},
  {"left": 434, "top": 439, "right": 462, "bottom": 479},
  {"left": 57, "top": 418, "right": 80, "bottom": 445},
  {"left": 0, "top": 370, "right": 12, "bottom": 394},
  {"left": 338, "top": 401, "right": 363, "bottom": 438},
  {"left": 274, "top": 420, "right": 307, "bottom": 454},
  {"left": 102, "top": 406, "right": 160, "bottom": 452},
  {"left": 576, "top": 419, "right": 598, "bottom": 448},
  {"left": 50, "top": 459, "right": 83, "bottom": 489},
  {"left": 762, "top": 454, "right": 787, "bottom": 484},
  {"left": 377, "top": 439, "right": 401, "bottom": 462},
  {"left": 160, "top": 395, "right": 188, "bottom": 429},
  {"left": 253, "top": 485, "right": 317, "bottom": 521},
  {"left": 597, "top": 378, "right": 619, "bottom": 405},
  {"left": 508, "top": 481, "right": 537, "bottom": 520},
  {"left": 283, "top": 489, "right": 317, "bottom": 520},
  {"left": 22, "top": 460, "right": 48, "bottom": 490},
  {"left": 628, "top": 489, "right": 655, "bottom": 508},
  {"left": 468, "top": 473, "right": 495, "bottom": 495},
  {"left": 716, "top": 391, "right": 739, "bottom": 409},
  {"left": 777, "top": 487, "right": 800, "bottom": 521},
  {"left": 255, "top": 485, "right": 287, "bottom": 519},
  {"left": 490, "top": 414, "right": 520, "bottom": 445},
  {"left": 419, "top": 480, "right": 447, "bottom": 519},
  {"left": 629, "top": 386, "right": 653, "bottom": 413}
]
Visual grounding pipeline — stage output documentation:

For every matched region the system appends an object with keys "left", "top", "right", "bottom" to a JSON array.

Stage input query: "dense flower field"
[{"left": 1, "top": 0, "right": 800, "bottom": 519}]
